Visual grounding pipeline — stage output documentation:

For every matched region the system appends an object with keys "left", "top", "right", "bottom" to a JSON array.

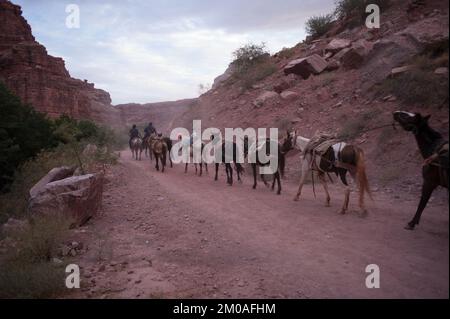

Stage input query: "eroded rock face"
[
  {"left": 325, "top": 38, "right": 352, "bottom": 54},
  {"left": 341, "top": 39, "right": 374, "bottom": 69},
  {"left": 28, "top": 174, "right": 104, "bottom": 227},
  {"left": 29, "top": 166, "right": 76, "bottom": 199},
  {"left": 0, "top": 1, "right": 120, "bottom": 125},
  {"left": 283, "top": 54, "right": 328, "bottom": 79}
]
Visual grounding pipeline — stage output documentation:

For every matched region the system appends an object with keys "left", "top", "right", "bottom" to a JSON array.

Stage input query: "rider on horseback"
[
  {"left": 129, "top": 124, "right": 141, "bottom": 148},
  {"left": 143, "top": 122, "right": 157, "bottom": 141}
]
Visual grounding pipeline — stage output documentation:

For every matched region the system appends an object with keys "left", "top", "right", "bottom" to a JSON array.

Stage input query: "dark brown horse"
[
  {"left": 243, "top": 133, "right": 292, "bottom": 195},
  {"left": 149, "top": 134, "right": 167, "bottom": 172},
  {"left": 292, "top": 131, "right": 371, "bottom": 215},
  {"left": 185, "top": 142, "right": 208, "bottom": 176},
  {"left": 214, "top": 141, "right": 244, "bottom": 186},
  {"left": 163, "top": 137, "right": 173, "bottom": 168},
  {"left": 393, "top": 111, "right": 449, "bottom": 230}
]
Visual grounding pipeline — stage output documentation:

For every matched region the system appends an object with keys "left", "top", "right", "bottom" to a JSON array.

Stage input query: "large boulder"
[
  {"left": 341, "top": 39, "right": 374, "bottom": 69},
  {"left": 280, "top": 91, "right": 300, "bottom": 101},
  {"left": 325, "top": 38, "right": 352, "bottom": 54},
  {"left": 212, "top": 64, "right": 236, "bottom": 89},
  {"left": 284, "top": 54, "right": 328, "bottom": 79},
  {"left": 360, "top": 15, "right": 449, "bottom": 88},
  {"left": 29, "top": 166, "right": 76, "bottom": 198},
  {"left": 253, "top": 91, "right": 279, "bottom": 108},
  {"left": 28, "top": 174, "right": 103, "bottom": 226}
]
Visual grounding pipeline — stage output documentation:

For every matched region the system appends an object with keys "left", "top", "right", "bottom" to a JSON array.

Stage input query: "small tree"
[{"left": 305, "top": 14, "right": 335, "bottom": 38}]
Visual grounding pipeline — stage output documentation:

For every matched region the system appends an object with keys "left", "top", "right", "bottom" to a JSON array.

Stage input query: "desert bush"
[
  {"left": 338, "top": 109, "right": 379, "bottom": 139},
  {"left": 230, "top": 43, "right": 277, "bottom": 90},
  {"left": 305, "top": 14, "right": 335, "bottom": 37},
  {"left": 335, "top": 0, "right": 390, "bottom": 27},
  {"left": 0, "top": 214, "right": 70, "bottom": 298},
  {"left": 377, "top": 51, "right": 449, "bottom": 107}
]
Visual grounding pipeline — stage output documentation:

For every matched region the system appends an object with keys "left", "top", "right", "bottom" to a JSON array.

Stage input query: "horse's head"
[
  {"left": 393, "top": 111, "right": 431, "bottom": 134},
  {"left": 281, "top": 129, "right": 297, "bottom": 153}
]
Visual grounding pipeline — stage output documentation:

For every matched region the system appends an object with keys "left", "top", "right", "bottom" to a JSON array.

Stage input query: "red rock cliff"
[{"left": 0, "top": 0, "right": 121, "bottom": 125}]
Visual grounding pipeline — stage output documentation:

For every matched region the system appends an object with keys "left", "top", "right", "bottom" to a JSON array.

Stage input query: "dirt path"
[{"left": 69, "top": 151, "right": 449, "bottom": 299}]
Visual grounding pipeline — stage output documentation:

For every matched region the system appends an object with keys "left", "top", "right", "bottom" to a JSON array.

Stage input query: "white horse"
[
  {"left": 130, "top": 137, "right": 144, "bottom": 161},
  {"left": 290, "top": 130, "right": 371, "bottom": 215}
]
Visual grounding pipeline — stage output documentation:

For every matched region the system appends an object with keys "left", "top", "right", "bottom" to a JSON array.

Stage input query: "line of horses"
[{"left": 130, "top": 111, "right": 448, "bottom": 230}]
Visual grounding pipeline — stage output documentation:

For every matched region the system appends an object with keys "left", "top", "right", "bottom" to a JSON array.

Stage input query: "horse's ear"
[{"left": 423, "top": 114, "right": 431, "bottom": 122}]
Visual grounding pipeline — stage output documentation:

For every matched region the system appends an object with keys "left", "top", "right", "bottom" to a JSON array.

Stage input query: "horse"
[
  {"left": 148, "top": 134, "right": 168, "bottom": 172},
  {"left": 143, "top": 136, "right": 152, "bottom": 160},
  {"left": 130, "top": 137, "right": 144, "bottom": 161},
  {"left": 243, "top": 132, "right": 292, "bottom": 195},
  {"left": 393, "top": 111, "right": 449, "bottom": 230},
  {"left": 185, "top": 142, "right": 208, "bottom": 176},
  {"left": 291, "top": 130, "right": 371, "bottom": 215},
  {"left": 163, "top": 137, "right": 173, "bottom": 168},
  {"left": 213, "top": 140, "right": 244, "bottom": 186}
]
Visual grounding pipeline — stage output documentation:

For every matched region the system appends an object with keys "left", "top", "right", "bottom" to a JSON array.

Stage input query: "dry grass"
[
  {"left": 0, "top": 214, "right": 71, "bottom": 298},
  {"left": 377, "top": 50, "right": 449, "bottom": 107}
]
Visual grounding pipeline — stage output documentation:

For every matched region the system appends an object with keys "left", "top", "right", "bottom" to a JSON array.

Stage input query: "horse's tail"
[{"left": 356, "top": 149, "right": 372, "bottom": 202}]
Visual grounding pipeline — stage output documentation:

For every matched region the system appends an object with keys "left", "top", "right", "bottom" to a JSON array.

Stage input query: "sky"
[{"left": 14, "top": 0, "right": 335, "bottom": 105}]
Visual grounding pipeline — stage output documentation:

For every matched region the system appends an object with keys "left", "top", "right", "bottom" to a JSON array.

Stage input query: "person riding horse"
[
  {"left": 129, "top": 124, "right": 141, "bottom": 148},
  {"left": 143, "top": 122, "right": 157, "bottom": 141}
]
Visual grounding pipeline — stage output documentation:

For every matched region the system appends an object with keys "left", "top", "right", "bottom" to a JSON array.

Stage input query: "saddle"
[{"left": 304, "top": 133, "right": 339, "bottom": 157}]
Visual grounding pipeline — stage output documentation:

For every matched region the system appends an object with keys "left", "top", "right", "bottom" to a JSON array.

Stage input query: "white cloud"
[{"left": 14, "top": 0, "right": 335, "bottom": 104}]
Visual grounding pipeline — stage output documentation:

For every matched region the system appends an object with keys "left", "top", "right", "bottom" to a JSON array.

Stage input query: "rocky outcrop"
[
  {"left": 325, "top": 38, "right": 352, "bottom": 54},
  {"left": 29, "top": 166, "right": 76, "bottom": 198},
  {"left": 253, "top": 91, "right": 279, "bottom": 108},
  {"left": 29, "top": 173, "right": 104, "bottom": 227},
  {"left": 341, "top": 39, "right": 374, "bottom": 69},
  {"left": 212, "top": 64, "right": 235, "bottom": 89},
  {"left": 0, "top": 0, "right": 121, "bottom": 125},
  {"left": 283, "top": 54, "right": 328, "bottom": 79}
]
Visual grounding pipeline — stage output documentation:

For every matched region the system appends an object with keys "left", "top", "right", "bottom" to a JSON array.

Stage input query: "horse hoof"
[
  {"left": 404, "top": 223, "right": 415, "bottom": 231},
  {"left": 340, "top": 210, "right": 346, "bottom": 215},
  {"left": 277, "top": 191, "right": 281, "bottom": 195},
  {"left": 252, "top": 185, "right": 256, "bottom": 190}
]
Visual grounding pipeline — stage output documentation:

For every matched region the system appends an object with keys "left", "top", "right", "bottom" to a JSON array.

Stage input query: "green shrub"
[
  {"left": 335, "top": 0, "right": 390, "bottom": 27},
  {"left": 0, "top": 214, "right": 70, "bottom": 298},
  {"left": 376, "top": 51, "right": 449, "bottom": 107},
  {"left": 232, "top": 43, "right": 270, "bottom": 73},
  {"left": 305, "top": 14, "right": 334, "bottom": 37}
]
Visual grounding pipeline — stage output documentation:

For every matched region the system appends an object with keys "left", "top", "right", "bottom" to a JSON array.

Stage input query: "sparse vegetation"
[
  {"left": 305, "top": 14, "right": 335, "bottom": 38},
  {"left": 230, "top": 43, "right": 278, "bottom": 90},
  {"left": 338, "top": 109, "right": 379, "bottom": 139},
  {"left": 376, "top": 49, "right": 449, "bottom": 107},
  {"left": 0, "top": 214, "right": 71, "bottom": 298},
  {"left": 335, "top": 0, "right": 390, "bottom": 27}
]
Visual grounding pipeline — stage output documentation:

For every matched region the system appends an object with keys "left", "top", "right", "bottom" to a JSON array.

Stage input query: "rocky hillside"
[
  {"left": 0, "top": 0, "right": 125, "bottom": 125},
  {"left": 116, "top": 99, "right": 197, "bottom": 134},
  {"left": 173, "top": 0, "right": 449, "bottom": 192},
  {"left": 0, "top": 0, "right": 197, "bottom": 130}
]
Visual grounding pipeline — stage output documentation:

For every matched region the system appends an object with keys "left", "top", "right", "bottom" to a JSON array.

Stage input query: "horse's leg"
[
  {"left": 155, "top": 155, "right": 160, "bottom": 171},
  {"left": 338, "top": 170, "right": 350, "bottom": 214},
  {"left": 162, "top": 153, "right": 166, "bottom": 173},
  {"left": 199, "top": 163, "right": 203, "bottom": 177},
  {"left": 406, "top": 180, "right": 437, "bottom": 230},
  {"left": 215, "top": 163, "right": 219, "bottom": 181},
  {"left": 195, "top": 163, "right": 198, "bottom": 175},
  {"left": 318, "top": 172, "right": 331, "bottom": 207},
  {"left": 185, "top": 163, "right": 188, "bottom": 174},
  {"left": 275, "top": 171, "right": 282, "bottom": 195},
  {"left": 294, "top": 158, "right": 311, "bottom": 201},
  {"left": 260, "top": 173, "right": 269, "bottom": 187},
  {"left": 228, "top": 164, "right": 233, "bottom": 186},
  {"left": 252, "top": 163, "right": 257, "bottom": 189},
  {"left": 205, "top": 163, "right": 208, "bottom": 173}
]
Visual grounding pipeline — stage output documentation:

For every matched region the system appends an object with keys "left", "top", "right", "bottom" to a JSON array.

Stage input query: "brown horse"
[
  {"left": 148, "top": 134, "right": 167, "bottom": 172},
  {"left": 291, "top": 131, "right": 371, "bottom": 215},
  {"left": 130, "top": 137, "right": 144, "bottom": 161},
  {"left": 393, "top": 111, "right": 449, "bottom": 230},
  {"left": 243, "top": 133, "right": 292, "bottom": 195}
]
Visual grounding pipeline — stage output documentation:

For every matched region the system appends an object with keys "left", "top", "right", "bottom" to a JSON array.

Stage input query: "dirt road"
[{"left": 70, "top": 151, "right": 449, "bottom": 299}]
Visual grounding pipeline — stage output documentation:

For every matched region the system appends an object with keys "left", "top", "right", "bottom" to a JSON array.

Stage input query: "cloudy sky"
[{"left": 15, "top": 0, "right": 334, "bottom": 104}]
